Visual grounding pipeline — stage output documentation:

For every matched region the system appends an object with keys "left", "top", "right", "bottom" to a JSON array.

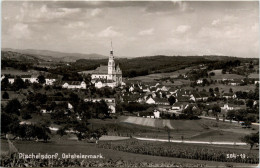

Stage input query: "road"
[
  {"left": 135, "top": 137, "right": 247, "bottom": 146},
  {"left": 168, "top": 110, "right": 260, "bottom": 126}
]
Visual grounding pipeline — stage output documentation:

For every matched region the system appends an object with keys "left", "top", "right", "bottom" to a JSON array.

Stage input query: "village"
[{"left": 1, "top": 54, "right": 259, "bottom": 125}]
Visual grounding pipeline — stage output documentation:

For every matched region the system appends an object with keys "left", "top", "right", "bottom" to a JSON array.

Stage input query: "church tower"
[{"left": 108, "top": 41, "right": 115, "bottom": 80}]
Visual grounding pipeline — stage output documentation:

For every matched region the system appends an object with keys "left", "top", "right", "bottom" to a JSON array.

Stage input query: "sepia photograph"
[{"left": 1, "top": 0, "right": 259, "bottom": 167}]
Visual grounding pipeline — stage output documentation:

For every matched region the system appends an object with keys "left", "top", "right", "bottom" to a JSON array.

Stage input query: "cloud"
[
  {"left": 15, "top": 4, "right": 81, "bottom": 23},
  {"left": 138, "top": 28, "right": 154, "bottom": 36},
  {"left": 176, "top": 25, "right": 191, "bottom": 33},
  {"left": 9, "top": 23, "right": 31, "bottom": 39},
  {"left": 212, "top": 19, "right": 220, "bottom": 26},
  {"left": 66, "top": 21, "right": 87, "bottom": 28},
  {"left": 145, "top": 1, "right": 193, "bottom": 13},
  {"left": 98, "top": 26, "right": 122, "bottom": 37},
  {"left": 91, "top": 8, "right": 102, "bottom": 16}
]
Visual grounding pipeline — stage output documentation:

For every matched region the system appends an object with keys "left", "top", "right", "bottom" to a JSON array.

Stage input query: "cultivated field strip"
[{"left": 121, "top": 116, "right": 174, "bottom": 129}]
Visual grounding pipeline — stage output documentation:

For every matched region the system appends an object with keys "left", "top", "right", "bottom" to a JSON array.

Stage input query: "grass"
[{"left": 1, "top": 69, "right": 31, "bottom": 76}]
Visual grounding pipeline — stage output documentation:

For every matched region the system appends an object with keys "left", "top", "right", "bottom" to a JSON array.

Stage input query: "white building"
[
  {"left": 153, "top": 110, "right": 160, "bottom": 119},
  {"left": 62, "top": 81, "right": 86, "bottom": 89},
  {"left": 45, "top": 78, "right": 56, "bottom": 85},
  {"left": 221, "top": 104, "right": 234, "bottom": 111},
  {"left": 146, "top": 97, "right": 156, "bottom": 104},
  {"left": 91, "top": 42, "right": 122, "bottom": 88},
  {"left": 21, "top": 75, "right": 38, "bottom": 83}
]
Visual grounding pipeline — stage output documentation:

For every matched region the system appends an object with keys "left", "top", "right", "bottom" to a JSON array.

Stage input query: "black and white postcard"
[{"left": 1, "top": 1, "right": 259, "bottom": 167}]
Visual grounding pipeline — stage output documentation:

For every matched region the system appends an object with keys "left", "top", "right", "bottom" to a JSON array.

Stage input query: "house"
[
  {"left": 190, "top": 91, "right": 209, "bottom": 102},
  {"left": 21, "top": 75, "right": 38, "bottom": 83},
  {"left": 84, "top": 98, "right": 116, "bottom": 113},
  {"left": 223, "top": 93, "right": 237, "bottom": 99},
  {"left": 68, "top": 103, "right": 73, "bottom": 110},
  {"left": 142, "top": 87, "right": 150, "bottom": 92},
  {"left": 172, "top": 102, "right": 187, "bottom": 111},
  {"left": 168, "top": 88, "right": 177, "bottom": 95},
  {"left": 129, "top": 86, "right": 135, "bottom": 92},
  {"left": 8, "top": 78, "right": 15, "bottom": 84},
  {"left": 228, "top": 79, "right": 242, "bottom": 86},
  {"left": 176, "top": 95, "right": 191, "bottom": 102},
  {"left": 161, "top": 86, "right": 169, "bottom": 92},
  {"left": 196, "top": 79, "right": 203, "bottom": 84},
  {"left": 45, "top": 75, "right": 57, "bottom": 85},
  {"left": 94, "top": 79, "right": 116, "bottom": 88},
  {"left": 62, "top": 81, "right": 86, "bottom": 89},
  {"left": 146, "top": 97, "right": 156, "bottom": 104},
  {"left": 153, "top": 110, "right": 160, "bottom": 119},
  {"left": 154, "top": 98, "right": 169, "bottom": 105},
  {"left": 221, "top": 104, "right": 234, "bottom": 111}
]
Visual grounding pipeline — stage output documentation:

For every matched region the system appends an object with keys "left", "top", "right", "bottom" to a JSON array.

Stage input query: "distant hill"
[
  {"left": 73, "top": 55, "right": 258, "bottom": 78},
  {"left": 1, "top": 48, "right": 107, "bottom": 62}
]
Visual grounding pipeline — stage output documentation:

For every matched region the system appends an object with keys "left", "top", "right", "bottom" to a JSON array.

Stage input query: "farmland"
[
  {"left": 97, "top": 139, "right": 259, "bottom": 164},
  {"left": 1, "top": 137, "right": 258, "bottom": 167},
  {"left": 118, "top": 116, "right": 258, "bottom": 142}
]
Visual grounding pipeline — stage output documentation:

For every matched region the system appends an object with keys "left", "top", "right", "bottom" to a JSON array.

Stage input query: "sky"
[{"left": 2, "top": 1, "right": 259, "bottom": 58}]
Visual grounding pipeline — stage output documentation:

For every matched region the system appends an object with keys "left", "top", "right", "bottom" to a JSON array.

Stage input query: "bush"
[{"left": 2, "top": 92, "right": 9, "bottom": 99}]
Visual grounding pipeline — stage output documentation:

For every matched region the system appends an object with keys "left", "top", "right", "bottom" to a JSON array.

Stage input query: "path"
[
  {"left": 168, "top": 110, "right": 259, "bottom": 126},
  {"left": 135, "top": 137, "right": 247, "bottom": 146}
]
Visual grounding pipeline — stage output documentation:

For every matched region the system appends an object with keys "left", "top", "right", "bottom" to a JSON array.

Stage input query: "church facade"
[{"left": 91, "top": 42, "right": 122, "bottom": 88}]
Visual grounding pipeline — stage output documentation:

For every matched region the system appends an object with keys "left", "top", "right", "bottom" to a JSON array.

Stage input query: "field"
[
  {"left": 121, "top": 116, "right": 174, "bottom": 129},
  {"left": 118, "top": 116, "right": 258, "bottom": 142},
  {"left": 128, "top": 67, "right": 192, "bottom": 83},
  {"left": 1, "top": 69, "right": 31, "bottom": 76},
  {"left": 208, "top": 70, "right": 245, "bottom": 80},
  {"left": 193, "top": 83, "right": 256, "bottom": 93},
  {"left": 1, "top": 138, "right": 258, "bottom": 167}
]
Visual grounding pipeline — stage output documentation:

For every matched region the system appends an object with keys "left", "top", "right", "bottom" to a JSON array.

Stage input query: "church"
[{"left": 91, "top": 42, "right": 122, "bottom": 88}]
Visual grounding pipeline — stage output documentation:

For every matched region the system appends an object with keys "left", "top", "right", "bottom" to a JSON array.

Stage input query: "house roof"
[
  {"left": 229, "top": 79, "right": 243, "bottom": 83},
  {"left": 64, "top": 81, "right": 85, "bottom": 85},
  {"left": 172, "top": 102, "right": 188, "bottom": 107},
  {"left": 176, "top": 95, "right": 190, "bottom": 102},
  {"left": 168, "top": 88, "right": 176, "bottom": 92},
  {"left": 154, "top": 98, "right": 169, "bottom": 103},
  {"left": 223, "top": 93, "right": 234, "bottom": 96}
]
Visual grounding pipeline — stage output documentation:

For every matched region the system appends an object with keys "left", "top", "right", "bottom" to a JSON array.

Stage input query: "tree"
[
  {"left": 212, "top": 104, "right": 221, "bottom": 121},
  {"left": 168, "top": 96, "right": 176, "bottom": 105},
  {"left": 57, "top": 126, "right": 67, "bottom": 138},
  {"left": 1, "top": 112, "right": 20, "bottom": 137},
  {"left": 74, "top": 121, "right": 89, "bottom": 141},
  {"left": 5, "top": 99, "right": 21, "bottom": 115},
  {"left": 1, "top": 77, "right": 10, "bottom": 90},
  {"left": 20, "top": 109, "right": 32, "bottom": 120},
  {"left": 229, "top": 88, "right": 233, "bottom": 93},
  {"left": 209, "top": 72, "right": 215, "bottom": 76},
  {"left": 37, "top": 75, "right": 46, "bottom": 84},
  {"left": 12, "top": 77, "right": 26, "bottom": 91},
  {"left": 246, "top": 99, "right": 254, "bottom": 109},
  {"left": 241, "top": 132, "right": 259, "bottom": 150},
  {"left": 2, "top": 91, "right": 9, "bottom": 99}
]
